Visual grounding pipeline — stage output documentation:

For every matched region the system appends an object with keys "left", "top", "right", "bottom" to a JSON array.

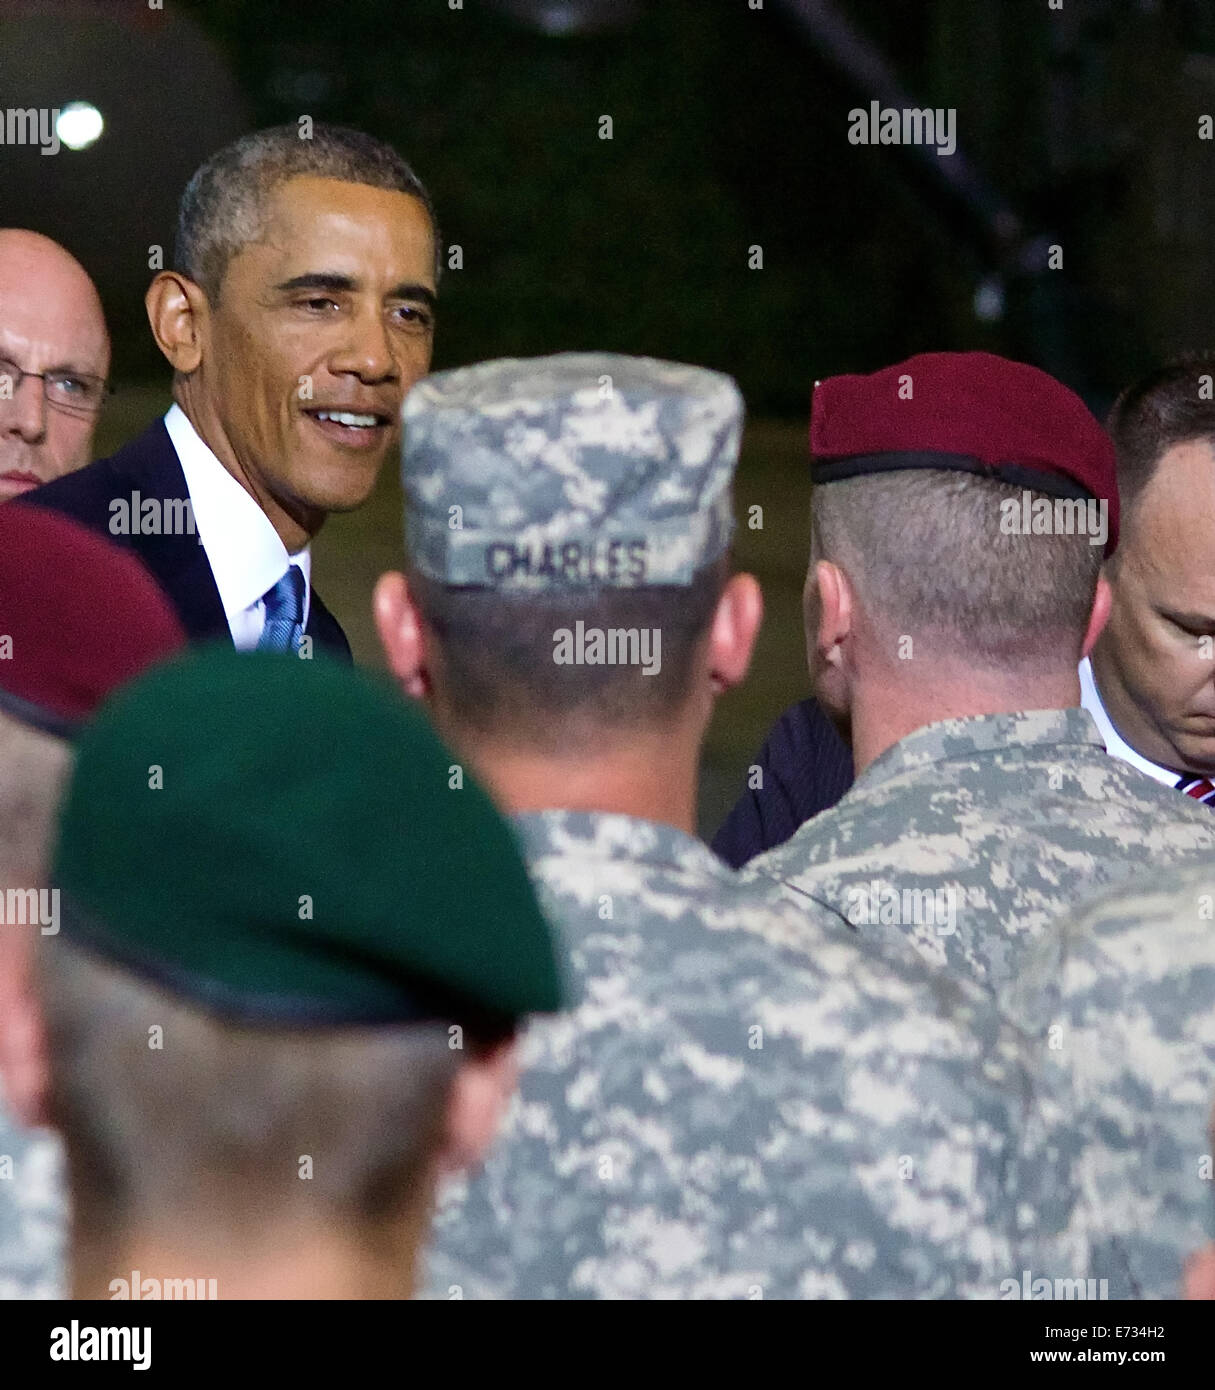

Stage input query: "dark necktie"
[
  {"left": 257, "top": 566, "right": 306, "bottom": 654},
  {"left": 1176, "top": 774, "right": 1215, "bottom": 807}
]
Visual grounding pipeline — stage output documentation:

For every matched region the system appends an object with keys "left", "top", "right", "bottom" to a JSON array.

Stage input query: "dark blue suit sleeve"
[{"left": 710, "top": 697, "right": 855, "bottom": 868}]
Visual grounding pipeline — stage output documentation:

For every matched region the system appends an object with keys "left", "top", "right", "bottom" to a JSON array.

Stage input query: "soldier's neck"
[
  {"left": 71, "top": 1224, "right": 424, "bottom": 1300},
  {"left": 848, "top": 665, "right": 1084, "bottom": 776},
  {"left": 457, "top": 725, "right": 702, "bottom": 835}
]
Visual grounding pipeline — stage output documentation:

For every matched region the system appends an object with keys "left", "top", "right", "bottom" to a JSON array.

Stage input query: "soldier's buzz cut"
[
  {"left": 174, "top": 122, "right": 440, "bottom": 301},
  {"left": 810, "top": 469, "right": 1102, "bottom": 672},
  {"left": 1107, "top": 350, "right": 1215, "bottom": 519},
  {"left": 408, "top": 560, "right": 728, "bottom": 752}
]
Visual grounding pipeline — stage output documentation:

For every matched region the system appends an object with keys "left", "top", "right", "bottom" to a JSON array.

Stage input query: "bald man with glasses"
[{"left": 0, "top": 230, "right": 110, "bottom": 505}]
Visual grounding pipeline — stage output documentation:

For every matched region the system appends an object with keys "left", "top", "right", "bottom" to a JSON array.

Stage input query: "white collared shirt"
[
  {"left": 1079, "top": 655, "right": 1179, "bottom": 788},
  {"left": 164, "top": 404, "right": 311, "bottom": 648}
]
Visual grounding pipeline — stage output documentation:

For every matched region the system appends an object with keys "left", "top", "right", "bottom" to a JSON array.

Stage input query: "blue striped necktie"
[
  {"left": 1176, "top": 774, "right": 1215, "bottom": 807},
  {"left": 257, "top": 566, "right": 306, "bottom": 654}
]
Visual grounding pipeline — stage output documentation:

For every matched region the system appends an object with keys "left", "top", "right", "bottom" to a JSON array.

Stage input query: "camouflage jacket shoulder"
[
  {"left": 744, "top": 707, "right": 1215, "bottom": 995},
  {"left": 423, "top": 809, "right": 1072, "bottom": 1300},
  {"left": 1001, "top": 861, "right": 1215, "bottom": 1299},
  {"left": 0, "top": 1110, "right": 64, "bottom": 1298}
]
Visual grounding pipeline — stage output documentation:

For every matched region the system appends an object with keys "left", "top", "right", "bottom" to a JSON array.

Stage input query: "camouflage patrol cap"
[{"left": 401, "top": 352, "right": 743, "bottom": 590}]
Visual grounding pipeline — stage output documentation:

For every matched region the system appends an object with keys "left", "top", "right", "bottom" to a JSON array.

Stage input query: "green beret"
[{"left": 50, "top": 649, "right": 567, "bottom": 1028}]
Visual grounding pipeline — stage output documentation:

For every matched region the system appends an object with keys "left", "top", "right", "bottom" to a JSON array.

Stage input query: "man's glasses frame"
[{"left": 0, "top": 356, "right": 112, "bottom": 418}]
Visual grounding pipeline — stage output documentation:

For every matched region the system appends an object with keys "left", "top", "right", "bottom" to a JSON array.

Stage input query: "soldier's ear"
[
  {"left": 811, "top": 559, "right": 852, "bottom": 666},
  {"left": 439, "top": 1038, "right": 519, "bottom": 1173},
  {"left": 1081, "top": 573, "right": 1113, "bottom": 658},
  {"left": 145, "top": 271, "right": 208, "bottom": 375},
  {"left": 373, "top": 571, "right": 430, "bottom": 700},
  {"left": 708, "top": 572, "right": 762, "bottom": 694},
  {"left": 1184, "top": 1244, "right": 1215, "bottom": 1299}
]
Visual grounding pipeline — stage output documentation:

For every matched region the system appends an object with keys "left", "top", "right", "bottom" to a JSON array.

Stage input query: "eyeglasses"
[{"left": 0, "top": 356, "right": 111, "bottom": 418}]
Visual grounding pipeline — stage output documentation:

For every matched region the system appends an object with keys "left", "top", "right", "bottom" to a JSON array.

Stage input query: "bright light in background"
[{"left": 56, "top": 102, "right": 104, "bottom": 151}]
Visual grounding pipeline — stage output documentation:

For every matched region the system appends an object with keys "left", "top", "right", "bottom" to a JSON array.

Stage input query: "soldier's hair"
[
  {"left": 174, "top": 123, "right": 440, "bottom": 301},
  {"left": 0, "top": 709, "right": 71, "bottom": 887},
  {"left": 810, "top": 470, "right": 1102, "bottom": 671},
  {"left": 38, "top": 939, "right": 497, "bottom": 1255},
  {"left": 1107, "top": 351, "right": 1215, "bottom": 519},
  {"left": 408, "top": 558, "right": 729, "bottom": 750}
]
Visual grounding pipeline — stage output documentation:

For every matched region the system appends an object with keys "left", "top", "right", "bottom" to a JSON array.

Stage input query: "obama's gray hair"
[{"left": 174, "top": 122, "right": 440, "bottom": 301}]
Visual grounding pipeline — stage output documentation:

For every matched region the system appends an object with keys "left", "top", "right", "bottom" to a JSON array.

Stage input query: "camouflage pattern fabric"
[
  {"left": 0, "top": 1109, "right": 63, "bottom": 1298},
  {"left": 400, "top": 353, "right": 741, "bottom": 590},
  {"left": 1002, "top": 861, "right": 1215, "bottom": 1300},
  {"left": 423, "top": 809, "right": 1077, "bottom": 1300},
  {"left": 744, "top": 707, "right": 1215, "bottom": 997}
]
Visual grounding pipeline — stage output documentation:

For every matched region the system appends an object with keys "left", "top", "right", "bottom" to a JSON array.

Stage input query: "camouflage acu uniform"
[
  {"left": 422, "top": 809, "right": 1074, "bottom": 1300},
  {"left": 403, "top": 354, "right": 1075, "bottom": 1299},
  {"left": 745, "top": 707, "right": 1215, "bottom": 998},
  {"left": 1002, "top": 861, "right": 1215, "bottom": 1299},
  {"left": 0, "top": 1109, "right": 63, "bottom": 1298}
]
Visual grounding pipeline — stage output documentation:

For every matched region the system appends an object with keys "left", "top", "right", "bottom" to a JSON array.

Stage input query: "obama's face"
[
  {"left": 1093, "top": 438, "right": 1215, "bottom": 775},
  {"left": 155, "top": 175, "right": 436, "bottom": 544}
]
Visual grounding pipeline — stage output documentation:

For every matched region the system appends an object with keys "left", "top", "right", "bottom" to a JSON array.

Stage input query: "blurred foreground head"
[
  {"left": 0, "top": 506, "right": 183, "bottom": 1128},
  {"left": 39, "top": 650, "right": 564, "bottom": 1300},
  {"left": 803, "top": 352, "right": 1117, "bottom": 761},
  {"left": 376, "top": 352, "right": 762, "bottom": 822},
  {"left": 0, "top": 230, "right": 109, "bottom": 503}
]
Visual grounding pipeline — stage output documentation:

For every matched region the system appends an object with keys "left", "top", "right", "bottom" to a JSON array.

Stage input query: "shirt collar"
[
  {"left": 513, "top": 808, "right": 730, "bottom": 881},
  {"left": 163, "top": 404, "right": 311, "bottom": 625},
  {"left": 1078, "top": 655, "right": 1179, "bottom": 788},
  {"left": 851, "top": 705, "right": 1106, "bottom": 796}
]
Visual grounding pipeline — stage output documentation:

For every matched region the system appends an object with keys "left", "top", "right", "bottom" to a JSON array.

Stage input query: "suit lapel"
[
  {"left": 115, "top": 422, "right": 232, "bottom": 645},
  {"left": 306, "top": 589, "right": 353, "bottom": 662}
]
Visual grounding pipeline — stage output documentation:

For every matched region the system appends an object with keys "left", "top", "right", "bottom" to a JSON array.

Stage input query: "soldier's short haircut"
[
  {"left": 38, "top": 939, "right": 491, "bottom": 1251},
  {"left": 0, "top": 709, "right": 71, "bottom": 886},
  {"left": 1107, "top": 352, "right": 1215, "bottom": 518},
  {"left": 408, "top": 558, "right": 729, "bottom": 751},
  {"left": 810, "top": 470, "right": 1102, "bottom": 671},
  {"left": 174, "top": 123, "right": 440, "bottom": 301}
]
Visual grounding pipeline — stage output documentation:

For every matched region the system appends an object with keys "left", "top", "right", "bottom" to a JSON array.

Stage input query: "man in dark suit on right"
[{"left": 22, "top": 123, "right": 441, "bottom": 661}]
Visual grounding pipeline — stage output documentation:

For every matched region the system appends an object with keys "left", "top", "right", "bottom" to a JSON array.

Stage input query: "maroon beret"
[
  {"left": 0, "top": 505, "right": 185, "bottom": 737},
  {"left": 810, "top": 351, "right": 1119, "bottom": 554}
]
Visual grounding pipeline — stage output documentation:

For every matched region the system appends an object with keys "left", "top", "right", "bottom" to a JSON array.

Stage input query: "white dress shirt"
[
  {"left": 1079, "top": 655, "right": 1179, "bottom": 788},
  {"left": 164, "top": 404, "right": 311, "bottom": 648}
]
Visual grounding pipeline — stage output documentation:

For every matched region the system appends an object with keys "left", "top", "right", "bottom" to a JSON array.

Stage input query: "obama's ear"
[
  {"left": 145, "top": 271, "right": 209, "bottom": 375},
  {"left": 373, "top": 572, "right": 430, "bottom": 701}
]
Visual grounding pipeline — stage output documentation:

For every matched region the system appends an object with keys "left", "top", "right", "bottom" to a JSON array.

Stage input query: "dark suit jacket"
[
  {"left": 19, "top": 419, "right": 352, "bottom": 661},
  {"left": 711, "top": 697, "right": 854, "bottom": 868}
]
